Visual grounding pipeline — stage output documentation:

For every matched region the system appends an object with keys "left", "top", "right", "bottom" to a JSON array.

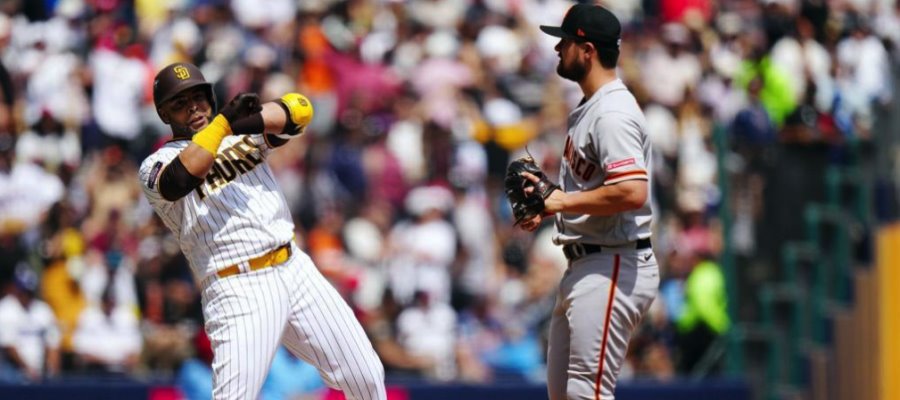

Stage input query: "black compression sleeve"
[
  {"left": 263, "top": 133, "right": 289, "bottom": 148},
  {"left": 230, "top": 113, "right": 265, "bottom": 135},
  {"left": 159, "top": 156, "right": 204, "bottom": 201}
]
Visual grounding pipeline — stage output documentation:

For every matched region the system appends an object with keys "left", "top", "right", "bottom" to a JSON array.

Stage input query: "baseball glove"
[{"left": 504, "top": 156, "right": 559, "bottom": 225}]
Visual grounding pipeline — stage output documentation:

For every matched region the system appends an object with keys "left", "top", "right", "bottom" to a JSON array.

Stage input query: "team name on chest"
[
  {"left": 563, "top": 135, "right": 597, "bottom": 181},
  {"left": 195, "top": 136, "right": 263, "bottom": 199}
]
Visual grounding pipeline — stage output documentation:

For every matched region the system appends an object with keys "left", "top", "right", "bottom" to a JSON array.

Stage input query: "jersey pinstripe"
[
  {"left": 553, "top": 79, "right": 653, "bottom": 246},
  {"left": 139, "top": 131, "right": 386, "bottom": 400},
  {"left": 202, "top": 248, "right": 385, "bottom": 399},
  {"left": 139, "top": 134, "right": 294, "bottom": 281}
]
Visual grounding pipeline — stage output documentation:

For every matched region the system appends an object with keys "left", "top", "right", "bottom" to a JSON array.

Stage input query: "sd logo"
[{"left": 174, "top": 65, "right": 191, "bottom": 80}]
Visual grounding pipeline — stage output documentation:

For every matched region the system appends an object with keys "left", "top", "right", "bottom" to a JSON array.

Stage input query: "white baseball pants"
[{"left": 201, "top": 245, "right": 386, "bottom": 400}]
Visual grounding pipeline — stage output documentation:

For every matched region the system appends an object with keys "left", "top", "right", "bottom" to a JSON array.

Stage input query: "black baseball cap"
[{"left": 540, "top": 3, "right": 621, "bottom": 49}]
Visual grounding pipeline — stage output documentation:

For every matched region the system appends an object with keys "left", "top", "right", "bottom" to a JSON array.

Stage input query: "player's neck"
[
  {"left": 171, "top": 123, "right": 198, "bottom": 140},
  {"left": 579, "top": 67, "right": 618, "bottom": 99}
]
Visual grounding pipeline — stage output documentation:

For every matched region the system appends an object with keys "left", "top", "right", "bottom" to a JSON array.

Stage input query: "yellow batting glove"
[{"left": 279, "top": 93, "right": 314, "bottom": 136}]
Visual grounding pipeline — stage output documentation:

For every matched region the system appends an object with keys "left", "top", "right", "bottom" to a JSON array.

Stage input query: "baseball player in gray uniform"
[
  {"left": 519, "top": 5, "right": 659, "bottom": 400},
  {"left": 138, "top": 63, "right": 385, "bottom": 400}
]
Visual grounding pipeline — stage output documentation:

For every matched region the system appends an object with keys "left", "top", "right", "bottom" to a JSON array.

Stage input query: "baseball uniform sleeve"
[
  {"left": 246, "top": 134, "right": 282, "bottom": 157},
  {"left": 139, "top": 146, "right": 183, "bottom": 210},
  {"left": 593, "top": 112, "right": 648, "bottom": 185}
]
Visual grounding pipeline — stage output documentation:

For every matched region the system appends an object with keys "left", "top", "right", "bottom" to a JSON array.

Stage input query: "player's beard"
[
  {"left": 171, "top": 115, "right": 212, "bottom": 139},
  {"left": 557, "top": 57, "right": 587, "bottom": 82}
]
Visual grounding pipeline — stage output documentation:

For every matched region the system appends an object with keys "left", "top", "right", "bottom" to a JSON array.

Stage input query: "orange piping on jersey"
[
  {"left": 604, "top": 170, "right": 647, "bottom": 182},
  {"left": 595, "top": 254, "right": 620, "bottom": 400}
]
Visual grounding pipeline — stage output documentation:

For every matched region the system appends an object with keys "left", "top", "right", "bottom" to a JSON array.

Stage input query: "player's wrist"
[
  {"left": 192, "top": 115, "right": 232, "bottom": 155},
  {"left": 210, "top": 114, "right": 231, "bottom": 132},
  {"left": 547, "top": 190, "right": 564, "bottom": 213}
]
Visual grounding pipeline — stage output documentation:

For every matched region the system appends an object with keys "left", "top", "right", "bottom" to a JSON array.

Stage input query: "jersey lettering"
[
  {"left": 563, "top": 136, "right": 597, "bottom": 181},
  {"left": 223, "top": 147, "right": 254, "bottom": 174},
  {"left": 234, "top": 136, "right": 264, "bottom": 164},
  {"left": 194, "top": 136, "right": 265, "bottom": 199},
  {"left": 215, "top": 159, "right": 237, "bottom": 182}
]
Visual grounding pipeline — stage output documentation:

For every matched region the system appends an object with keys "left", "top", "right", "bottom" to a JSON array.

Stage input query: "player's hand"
[
  {"left": 519, "top": 213, "right": 543, "bottom": 232},
  {"left": 220, "top": 92, "right": 262, "bottom": 124},
  {"left": 505, "top": 156, "right": 558, "bottom": 226},
  {"left": 279, "top": 93, "right": 314, "bottom": 136},
  {"left": 522, "top": 171, "right": 563, "bottom": 213}
]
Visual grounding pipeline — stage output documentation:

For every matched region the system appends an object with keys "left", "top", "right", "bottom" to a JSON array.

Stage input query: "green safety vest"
[{"left": 677, "top": 260, "right": 731, "bottom": 334}]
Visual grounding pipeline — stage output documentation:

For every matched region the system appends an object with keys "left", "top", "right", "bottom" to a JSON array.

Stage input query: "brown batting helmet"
[{"left": 153, "top": 63, "right": 216, "bottom": 119}]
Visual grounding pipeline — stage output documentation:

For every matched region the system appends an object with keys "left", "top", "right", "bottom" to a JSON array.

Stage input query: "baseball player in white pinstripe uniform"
[
  {"left": 138, "top": 63, "right": 385, "bottom": 400},
  {"left": 517, "top": 5, "right": 659, "bottom": 400}
]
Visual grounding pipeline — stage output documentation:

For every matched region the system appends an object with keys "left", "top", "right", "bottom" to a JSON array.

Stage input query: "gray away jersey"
[
  {"left": 554, "top": 79, "right": 653, "bottom": 246},
  {"left": 139, "top": 134, "right": 295, "bottom": 281}
]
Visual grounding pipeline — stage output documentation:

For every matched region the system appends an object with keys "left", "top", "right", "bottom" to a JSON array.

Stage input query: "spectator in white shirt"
[
  {"left": 0, "top": 134, "right": 65, "bottom": 234},
  {"left": 835, "top": 12, "right": 892, "bottom": 133},
  {"left": 385, "top": 186, "right": 457, "bottom": 305},
  {"left": 396, "top": 290, "right": 458, "bottom": 381},
  {"left": 0, "top": 266, "right": 61, "bottom": 382},
  {"left": 770, "top": 16, "right": 833, "bottom": 110},
  {"left": 641, "top": 23, "right": 702, "bottom": 108},
  {"left": 15, "top": 110, "right": 81, "bottom": 172},
  {"left": 88, "top": 39, "right": 150, "bottom": 150},
  {"left": 72, "top": 285, "right": 142, "bottom": 374}
]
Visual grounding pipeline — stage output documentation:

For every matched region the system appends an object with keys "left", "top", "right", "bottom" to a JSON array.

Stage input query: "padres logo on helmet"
[
  {"left": 153, "top": 63, "right": 216, "bottom": 117},
  {"left": 173, "top": 65, "right": 191, "bottom": 80}
]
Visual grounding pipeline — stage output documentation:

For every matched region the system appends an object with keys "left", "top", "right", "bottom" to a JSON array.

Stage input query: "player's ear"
[
  {"left": 159, "top": 110, "right": 171, "bottom": 124},
  {"left": 583, "top": 42, "right": 596, "bottom": 59}
]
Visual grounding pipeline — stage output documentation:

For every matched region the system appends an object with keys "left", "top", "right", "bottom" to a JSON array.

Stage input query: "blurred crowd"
[{"left": 0, "top": 0, "right": 895, "bottom": 397}]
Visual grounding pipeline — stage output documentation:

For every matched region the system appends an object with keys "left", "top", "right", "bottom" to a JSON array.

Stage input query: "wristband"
[{"left": 191, "top": 115, "right": 231, "bottom": 155}]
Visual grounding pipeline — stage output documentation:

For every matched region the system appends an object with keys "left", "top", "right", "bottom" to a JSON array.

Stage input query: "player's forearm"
[
  {"left": 260, "top": 101, "right": 288, "bottom": 133},
  {"left": 179, "top": 143, "right": 217, "bottom": 177},
  {"left": 159, "top": 117, "right": 230, "bottom": 201},
  {"left": 181, "top": 114, "right": 233, "bottom": 177},
  {"left": 553, "top": 179, "right": 647, "bottom": 216},
  {"left": 232, "top": 99, "right": 304, "bottom": 145}
]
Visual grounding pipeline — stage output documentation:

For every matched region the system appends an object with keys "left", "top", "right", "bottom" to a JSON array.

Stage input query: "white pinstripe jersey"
[
  {"left": 554, "top": 79, "right": 653, "bottom": 246},
  {"left": 139, "top": 134, "right": 294, "bottom": 281}
]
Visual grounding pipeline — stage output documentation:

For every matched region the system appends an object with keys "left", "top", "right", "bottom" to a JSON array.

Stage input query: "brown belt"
[{"left": 216, "top": 243, "right": 292, "bottom": 279}]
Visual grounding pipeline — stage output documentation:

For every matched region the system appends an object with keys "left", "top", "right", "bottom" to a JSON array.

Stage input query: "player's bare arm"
[
  {"left": 539, "top": 175, "right": 647, "bottom": 215},
  {"left": 517, "top": 173, "right": 646, "bottom": 232},
  {"left": 156, "top": 92, "right": 261, "bottom": 200},
  {"left": 535, "top": 7, "right": 657, "bottom": 400},
  {"left": 145, "top": 63, "right": 385, "bottom": 399},
  {"left": 227, "top": 93, "right": 313, "bottom": 140},
  {"left": 156, "top": 91, "right": 312, "bottom": 201}
]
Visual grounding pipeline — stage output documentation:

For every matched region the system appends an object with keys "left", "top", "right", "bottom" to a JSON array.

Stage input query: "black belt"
[{"left": 562, "top": 238, "right": 652, "bottom": 261}]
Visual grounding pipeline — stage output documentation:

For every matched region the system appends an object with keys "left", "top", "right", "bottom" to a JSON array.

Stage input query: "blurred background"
[{"left": 0, "top": 0, "right": 897, "bottom": 399}]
